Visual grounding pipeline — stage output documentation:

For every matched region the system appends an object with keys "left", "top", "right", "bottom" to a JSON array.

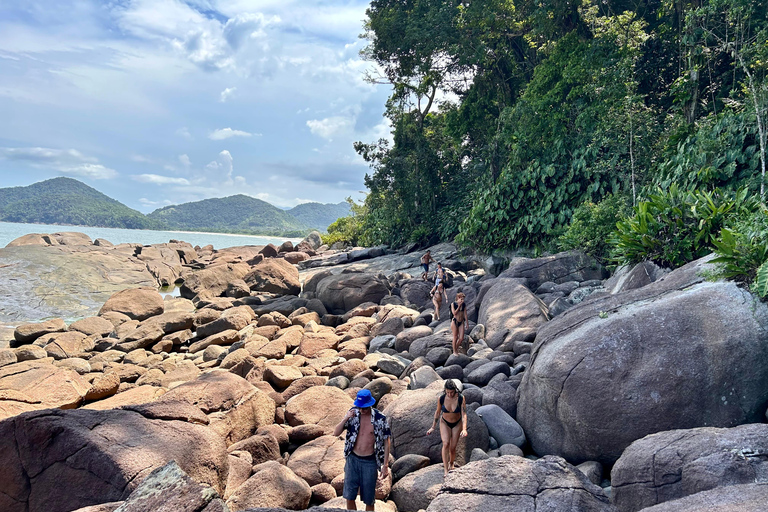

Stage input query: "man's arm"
[
  {"left": 334, "top": 408, "right": 354, "bottom": 437},
  {"left": 380, "top": 437, "right": 391, "bottom": 478}
]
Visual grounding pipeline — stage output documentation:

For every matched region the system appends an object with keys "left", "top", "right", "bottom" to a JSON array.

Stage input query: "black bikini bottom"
[{"left": 442, "top": 417, "right": 461, "bottom": 429}]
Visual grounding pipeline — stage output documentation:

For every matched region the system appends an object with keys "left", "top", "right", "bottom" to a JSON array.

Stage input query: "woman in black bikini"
[
  {"left": 426, "top": 379, "right": 467, "bottom": 476},
  {"left": 450, "top": 292, "right": 467, "bottom": 356}
]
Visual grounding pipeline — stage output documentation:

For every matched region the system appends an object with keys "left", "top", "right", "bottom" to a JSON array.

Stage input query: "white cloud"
[
  {"left": 0, "top": 147, "right": 117, "bottom": 179},
  {"left": 176, "top": 127, "right": 192, "bottom": 139},
  {"left": 220, "top": 86, "right": 237, "bottom": 102},
  {"left": 132, "top": 174, "right": 191, "bottom": 185},
  {"left": 223, "top": 13, "right": 279, "bottom": 50},
  {"left": 306, "top": 115, "right": 355, "bottom": 140},
  {"left": 179, "top": 154, "right": 191, "bottom": 167},
  {"left": 139, "top": 197, "right": 174, "bottom": 207},
  {"left": 209, "top": 127, "right": 255, "bottom": 140}
]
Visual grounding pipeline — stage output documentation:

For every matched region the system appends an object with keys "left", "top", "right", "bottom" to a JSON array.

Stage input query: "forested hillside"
[
  {"left": 333, "top": 0, "right": 768, "bottom": 290},
  {"left": 148, "top": 195, "right": 309, "bottom": 236},
  {"left": 288, "top": 201, "right": 351, "bottom": 231},
  {"left": 0, "top": 177, "right": 161, "bottom": 229}
]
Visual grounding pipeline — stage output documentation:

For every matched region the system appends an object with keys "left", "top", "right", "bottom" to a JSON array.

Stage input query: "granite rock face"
[
  {"left": 517, "top": 257, "right": 768, "bottom": 464},
  {"left": 425, "top": 455, "right": 613, "bottom": 512},
  {"left": 0, "top": 408, "right": 229, "bottom": 512}
]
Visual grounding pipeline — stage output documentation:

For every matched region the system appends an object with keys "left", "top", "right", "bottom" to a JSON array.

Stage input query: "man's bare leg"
[
  {"left": 346, "top": 498, "right": 357, "bottom": 510},
  {"left": 365, "top": 504, "right": 375, "bottom": 511}
]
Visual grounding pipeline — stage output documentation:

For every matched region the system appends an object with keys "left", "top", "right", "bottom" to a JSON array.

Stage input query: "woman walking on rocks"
[
  {"left": 431, "top": 280, "right": 448, "bottom": 320},
  {"left": 426, "top": 379, "right": 467, "bottom": 476},
  {"left": 450, "top": 292, "right": 467, "bottom": 355}
]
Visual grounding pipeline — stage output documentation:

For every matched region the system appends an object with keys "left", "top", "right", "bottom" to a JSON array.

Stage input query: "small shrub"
[
  {"left": 711, "top": 206, "right": 768, "bottom": 291},
  {"left": 557, "top": 194, "right": 631, "bottom": 263},
  {"left": 610, "top": 185, "right": 755, "bottom": 268}
]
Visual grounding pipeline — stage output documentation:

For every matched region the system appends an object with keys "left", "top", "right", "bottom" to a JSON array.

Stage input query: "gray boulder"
[
  {"left": 475, "top": 404, "right": 526, "bottom": 447},
  {"left": 391, "top": 454, "right": 431, "bottom": 483},
  {"left": 425, "top": 455, "right": 612, "bottom": 512},
  {"left": 477, "top": 280, "right": 548, "bottom": 345},
  {"left": 408, "top": 366, "right": 441, "bottom": 390},
  {"left": 635, "top": 483, "right": 768, "bottom": 512},
  {"left": 517, "top": 256, "right": 768, "bottom": 464},
  {"left": 466, "top": 361, "right": 510, "bottom": 386},
  {"left": 499, "top": 250, "right": 608, "bottom": 290},
  {"left": 611, "top": 423, "right": 768, "bottom": 512},
  {"left": 315, "top": 273, "right": 389, "bottom": 314},
  {"left": 481, "top": 381, "right": 517, "bottom": 418},
  {"left": 604, "top": 260, "right": 668, "bottom": 294},
  {"left": 369, "top": 335, "right": 396, "bottom": 352},
  {"left": 390, "top": 464, "right": 445, "bottom": 512},
  {"left": 376, "top": 354, "right": 409, "bottom": 376},
  {"left": 384, "top": 387, "right": 489, "bottom": 465}
]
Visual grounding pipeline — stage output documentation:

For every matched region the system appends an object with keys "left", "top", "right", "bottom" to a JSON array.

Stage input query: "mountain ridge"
[{"left": 0, "top": 177, "right": 349, "bottom": 235}]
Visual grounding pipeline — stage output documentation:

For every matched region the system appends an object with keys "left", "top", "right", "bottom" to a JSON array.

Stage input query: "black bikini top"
[
  {"left": 440, "top": 393, "right": 463, "bottom": 413},
  {"left": 452, "top": 302, "right": 466, "bottom": 312}
]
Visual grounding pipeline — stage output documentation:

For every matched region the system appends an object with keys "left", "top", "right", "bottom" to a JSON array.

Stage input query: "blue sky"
[{"left": 0, "top": 0, "right": 391, "bottom": 211}]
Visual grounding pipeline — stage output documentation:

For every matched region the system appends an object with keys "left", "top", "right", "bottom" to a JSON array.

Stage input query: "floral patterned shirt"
[{"left": 342, "top": 408, "right": 391, "bottom": 470}]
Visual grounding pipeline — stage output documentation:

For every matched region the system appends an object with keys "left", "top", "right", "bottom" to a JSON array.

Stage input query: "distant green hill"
[
  {"left": 288, "top": 201, "right": 351, "bottom": 231},
  {"left": 148, "top": 195, "right": 309, "bottom": 236},
  {"left": 0, "top": 177, "right": 161, "bottom": 229}
]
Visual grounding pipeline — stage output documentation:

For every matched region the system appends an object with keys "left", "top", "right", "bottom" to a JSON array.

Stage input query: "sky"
[{"left": 0, "top": 0, "right": 392, "bottom": 212}]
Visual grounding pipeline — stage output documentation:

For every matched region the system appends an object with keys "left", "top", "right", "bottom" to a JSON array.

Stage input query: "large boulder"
[
  {"left": 517, "top": 257, "right": 768, "bottom": 464},
  {"left": 179, "top": 263, "right": 250, "bottom": 299},
  {"left": 475, "top": 405, "right": 525, "bottom": 447},
  {"left": 225, "top": 461, "right": 311, "bottom": 511},
  {"left": 107, "top": 460, "right": 223, "bottom": 512},
  {"left": 476, "top": 280, "right": 547, "bottom": 345},
  {"left": 244, "top": 258, "right": 301, "bottom": 296},
  {"left": 0, "top": 408, "right": 228, "bottom": 512},
  {"left": 390, "top": 464, "right": 445, "bottom": 512},
  {"left": 611, "top": 423, "right": 768, "bottom": 512},
  {"left": 0, "top": 360, "right": 90, "bottom": 420},
  {"left": 286, "top": 435, "right": 346, "bottom": 486},
  {"left": 13, "top": 318, "right": 67, "bottom": 344},
  {"left": 154, "top": 370, "right": 256, "bottom": 413},
  {"left": 285, "top": 385, "right": 354, "bottom": 434},
  {"left": 499, "top": 250, "right": 608, "bottom": 290},
  {"left": 635, "top": 483, "right": 768, "bottom": 512},
  {"left": 384, "top": 387, "right": 488, "bottom": 464},
  {"left": 425, "top": 455, "right": 612, "bottom": 512},
  {"left": 99, "top": 287, "right": 165, "bottom": 321},
  {"left": 316, "top": 273, "right": 389, "bottom": 315}
]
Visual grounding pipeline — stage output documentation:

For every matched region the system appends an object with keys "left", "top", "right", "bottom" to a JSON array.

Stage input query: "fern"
[{"left": 753, "top": 260, "right": 768, "bottom": 298}]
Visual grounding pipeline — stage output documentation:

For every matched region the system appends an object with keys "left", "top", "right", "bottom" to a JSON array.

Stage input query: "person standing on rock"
[
  {"left": 420, "top": 250, "right": 435, "bottom": 281},
  {"left": 426, "top": 379, "right": 467, "bottom": 476},
  {"left": 333, "top": 389, "right": 391, "bottom": 511},
  {"left": 450, "top": 292, "right": 468, "bottom": 355},
  {"left": 431, "top": 280, "right": 448, "bottom": 321}
]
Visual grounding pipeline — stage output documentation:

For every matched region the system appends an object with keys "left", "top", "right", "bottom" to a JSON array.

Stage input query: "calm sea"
[{"left": 0, "top": 221, "right": 302, "bottom": 250}]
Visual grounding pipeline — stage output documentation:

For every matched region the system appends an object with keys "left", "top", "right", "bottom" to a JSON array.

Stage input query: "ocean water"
[{"left": 0, "top": 221, "right": 302, "bottom": 250}]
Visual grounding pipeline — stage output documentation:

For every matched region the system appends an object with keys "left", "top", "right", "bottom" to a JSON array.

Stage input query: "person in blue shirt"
[{"left": 333, "top": 389, "right": 391, "bottom": 511}]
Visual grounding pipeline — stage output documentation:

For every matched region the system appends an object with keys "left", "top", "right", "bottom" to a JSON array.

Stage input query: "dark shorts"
[
  {"left": 343, "top": 453, "right": 378, "bottom": 505},
  {"left": 422, "top": 263, "right": 429, "bottom": 273}
]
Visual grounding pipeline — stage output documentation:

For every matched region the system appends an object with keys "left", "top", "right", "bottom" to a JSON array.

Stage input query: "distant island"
[{"left": 0, "top": 177, "right": 350, "bottom": 236}]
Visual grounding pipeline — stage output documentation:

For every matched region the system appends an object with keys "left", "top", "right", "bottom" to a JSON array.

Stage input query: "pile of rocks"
[{"left": 2, "top": 236, "right": 768, "bottom": 512}]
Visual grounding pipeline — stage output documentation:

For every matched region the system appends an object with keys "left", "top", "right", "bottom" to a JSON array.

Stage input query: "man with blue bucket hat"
[{"left": 333, "top": 389, "right": 391, "bottom": 510}]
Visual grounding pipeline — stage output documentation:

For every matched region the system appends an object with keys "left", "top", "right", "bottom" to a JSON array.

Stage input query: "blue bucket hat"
[{"left": 353, "top": 389, "right": 376, "bottom": 408}]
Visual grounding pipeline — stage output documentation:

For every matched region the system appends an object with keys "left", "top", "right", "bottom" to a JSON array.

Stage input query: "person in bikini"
[
  {"left": 429, "top": 262, "right": 445, "bottom": 297},
  {"left": 431, "top": 280, "right": 448, "bottom": 321},
  {"left": 450, "top": 292, "right": 467, "bottom": 356},
  {"left": 426, "top": 379, "right": 467, "bottom": 476},
  {"left": 420, "top": 250, "right": 435, "bottom": 281}
]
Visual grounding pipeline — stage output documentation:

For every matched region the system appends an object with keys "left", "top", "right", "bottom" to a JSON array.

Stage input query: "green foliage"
[
  {"left": 710, "top": 207, "right": 768, "bottom": 286},
  {"left": 286, "top": 202, "right": 351, "bottom": 232},
  {"left": 611, "top": 185, "right": 756, "bottom": 268},
  {"left": 655, "top": 111, "right": 761, "bottom": 191},
  {"left": 147, "top": 195, "right": 308, "bottom": 237},
  {"left": 0, "top": 177, "right": 163, "bottom": 230},
  {"left": 558, "top": 195, "right": 632, "bottom": 263},
  {"left": 322, "top": 198, "right": 370, "bottom": 247},
  {"left": 754, "top": 259, "right": 768, "bottom": 297},
  {"left": 353, "top": 0, "right": 768, "bottom": 255}
]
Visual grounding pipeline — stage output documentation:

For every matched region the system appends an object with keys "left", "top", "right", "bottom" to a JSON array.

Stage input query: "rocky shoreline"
[{"left": 1, "top": 231, "right": 767, "bottom": 512}]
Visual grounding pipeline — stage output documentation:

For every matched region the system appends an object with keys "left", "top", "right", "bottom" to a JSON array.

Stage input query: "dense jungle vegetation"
[{"left": 327, "top": 0, "right": 768, "bottom": 292}]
